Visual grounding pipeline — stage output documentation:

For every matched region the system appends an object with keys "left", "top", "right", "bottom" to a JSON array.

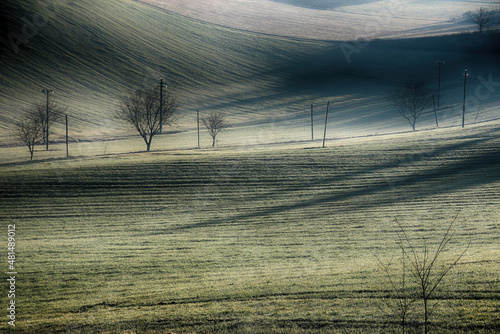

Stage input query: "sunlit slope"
[
  {"left": 142, "top": 0, "right": 487, "bottom": 40},
  {"left": 1, "top": 0, "right": 499, "bottom": 146}
]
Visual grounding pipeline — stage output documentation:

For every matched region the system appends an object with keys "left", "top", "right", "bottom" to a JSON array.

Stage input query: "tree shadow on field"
[{"left": 175, "top": 127, "right": 500, "bottom": 230}]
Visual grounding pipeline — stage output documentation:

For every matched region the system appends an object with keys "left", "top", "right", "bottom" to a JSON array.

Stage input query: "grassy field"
[{"left": 1, "top": 122, "right": 499, "bottom": 333}]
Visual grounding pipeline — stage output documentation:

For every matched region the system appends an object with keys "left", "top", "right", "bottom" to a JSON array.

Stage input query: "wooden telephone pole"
[
  {"left": 322, "top": 101, "right": 330, "bottom": 148},
  {"left": 462, "top": 69, "right": 469, "bottom": 128},
  {"left": 41, "top": 89, "right": 54, "bottom": 150},
  {"left": 158, "top": 79, "right": 167, "bottom": 134},
  {"left": 197, "top": 110, "right": 200, "bottom": 149},
  {"left": 310, "top": 104, "right": 314, "bottom": 141}
]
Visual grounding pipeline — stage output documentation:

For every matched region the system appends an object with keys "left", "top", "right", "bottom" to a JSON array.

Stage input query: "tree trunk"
[
  {"left": 212, "top": 136, "right": 216, "bottom": 147},
  {"left": 143, "top": 135, "right": 152, "bottom": 152},
  {"left": 424, "top": 295, "right": 429, "bottom": 334}
]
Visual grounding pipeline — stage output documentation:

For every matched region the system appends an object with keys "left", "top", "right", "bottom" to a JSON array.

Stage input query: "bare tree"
[
  {"left": 16, "top": 111, "right": 43, "bottom": 160},
  {"left": 396, "top": 215, "right": 469, "bottom": 334},
  {"left": 117, "top": 88, "right": 180, "bottom": 152},
  {"left": 386, "top": 79, "right": 434, "bottom": 131},
  {"left": 202, "top": 111, "right": 230, "bottom": 147},
  {"left": 465, "top": 7, "right": 495, "bottom": 33},
  {"left": 375, "top": 215, "right": 469, "bottom": 333}
]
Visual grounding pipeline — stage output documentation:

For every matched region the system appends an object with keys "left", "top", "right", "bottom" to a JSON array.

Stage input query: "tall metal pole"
[
  {"left": 158, "top": 79, "right": 167, "bottom": 134},
  {"left": 462, "top": 69, "right": 469, "bottom": 128},
  {"left": 436, "top": 61, "right": 445, "bottom": 109},
  {"left": 46, "top": 92, "right": 49, "bottom": 150},
  {"left": 432, "top": 94, "right": 439, "bottom": 128},
  {"left": 197, "top": 110, "right": 200, "bottom": 149},
  {"left": 310, "top": 104, "right": 314, "bottom": 141},
  {"left": 42, "top": 89, "right": 54, "bottom": 150},
  {"left": 322, "top": 101, "right": 330, "bottom": 148},
  {"left": 65, "top": 114, "right": 69, "bottom": 158}
]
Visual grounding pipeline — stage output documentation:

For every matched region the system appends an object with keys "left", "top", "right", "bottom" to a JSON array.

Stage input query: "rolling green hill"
[
  {"left": 0, "top": 0, "right": 324, "bottom": 140},
  {"left": 1, "top": 0, "right": 499, "bottom": 146}
]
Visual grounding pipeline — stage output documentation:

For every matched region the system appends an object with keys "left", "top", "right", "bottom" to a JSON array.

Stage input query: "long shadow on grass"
[{"left": 176, "top": 128, "right": 500, "bottom": 230}]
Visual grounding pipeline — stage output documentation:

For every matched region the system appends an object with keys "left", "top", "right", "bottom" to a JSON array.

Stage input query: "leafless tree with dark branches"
[
  {"left": 202, "top": 111, "right": 230, "bottom": 147},
  {"left": 374, "top": 213, "right": 469, "bottom": 334},
  {"left": 465, "top": 7, "right": 496, "bottom": 33},
  {"left": 117, "top": 88, "right": 180, "bottom": 152},
  {"left": 15, "top": 110, "right": 43, "bottom": 160},
  {"left": 396, "top": 214, "right": 469, "bottom": 334},
  {"left": 386, "top": 79, "right": 434, "bottom": 131}
]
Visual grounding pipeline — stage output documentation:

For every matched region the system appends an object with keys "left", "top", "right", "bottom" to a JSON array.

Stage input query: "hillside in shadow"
[
  {"left": 0, "top": 0, "right": 498, "bottom": 145},
  {"left": 370, "top": 32, "right": 500, "bottom": 54},
  {"left": 272, "top": 0, "right": 379, "bottom": 10}
]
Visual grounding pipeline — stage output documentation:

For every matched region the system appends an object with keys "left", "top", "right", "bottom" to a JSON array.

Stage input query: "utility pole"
[
  {"left": 42, "top": 89, "right": 54, "bottom": 150},
  {"left": 322, "top": 101, "right": 330, "bottom": 148},
  {"left": 158, "top": 79, "right": 167, "bottom": 134},
  {"left": 310, "top": 104, "right": 314, "bottom": 141},
  {"left": 436, "top": 61, "right": 445, "bottom": 109},
  {"left": 462, "top": 69, "right": 469, "bottom": 128},
  {"left": 65, "top": 114, "right": 69, "bottom": 158},
  {"left": 52, "top": 110, "right": 69, "bottom": 157},
  {"left": 432, "top": 94, "right": 439, "bottom": 128},
  {"left": 197, "top": 110, "right": 200, "bottom": 149}
]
